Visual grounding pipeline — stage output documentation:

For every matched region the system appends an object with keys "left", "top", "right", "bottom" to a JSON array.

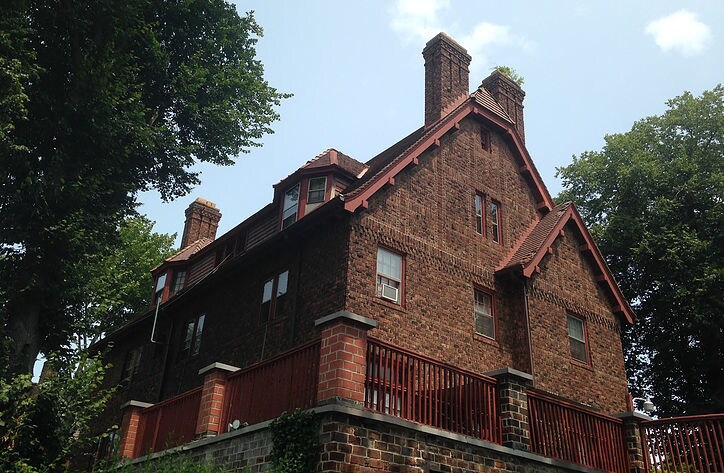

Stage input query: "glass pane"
[
  {"left": 475, "top": 194, "right": 483, "bottom": 234},
  {"left": 474, "top": 290, "right": 492, "bottom": 316},
  {"left": 282, "top": 184, "right": 300, "bottom": 226},
  {"left": 376, "top": 247, "right": 402, "bottom": 280},
  {"left": 307, "top": 177, "right": 327, "bottom": 204},
  {"left": 568, "top": 315, "right": 584, "bottom": 341},
  {"left": 570, "top": 338, "right": 587, "bottom": 362},
  {"left": 475, "top": 314, "right": 494, "bottom": 338},
  {"left": 193, "top": 314, "right": 205, "bottom": 355},
  {"left": 262, "top": 279, "right": 273, "bottom": 303},
  {"left": 183, "top": 320, "right": 195, "bottom": 351},
  {"left": 277, "top": 270, "right": 289, "bottom": 296}
]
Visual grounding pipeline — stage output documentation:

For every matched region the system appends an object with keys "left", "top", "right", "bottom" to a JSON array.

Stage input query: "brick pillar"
[
  {"left": 314, "top": 310, "right": 377, "bottom": 405},
  {"left": 195, "top": 362, "right": 239, "bottom": 438},
  {"left": 614, "top": 411, "right": 652, "bottom": 473},
  {"left": 118, "top": 400, "right": 152, "bottom": 458},
  {"left": 487, "top": 368, "right": 533, "bottom": 451}
]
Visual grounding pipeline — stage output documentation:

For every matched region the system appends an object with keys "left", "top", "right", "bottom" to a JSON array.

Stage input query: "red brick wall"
[
  {"left": 345, "top": 117, "right": 539, "bottom": 375},
  {"left": 526, "top": 222, "right": 629, "bottom": 412}
]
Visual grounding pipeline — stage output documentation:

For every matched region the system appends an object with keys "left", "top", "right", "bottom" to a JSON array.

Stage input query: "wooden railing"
[
  {"left": 642, "top": 414, "right": 724, "bottom": 473},
  {"left": 528, "top": 390, "right": 628, "bottom": 473},
  {"left": 364, "top": 338, "right": 500, "bottom": 443},
  {"left": 220, "top": 340, "right": 321, "bottom": 429},
  {"left": 135, "top": 387, "right": 202, "bottom": 457}
]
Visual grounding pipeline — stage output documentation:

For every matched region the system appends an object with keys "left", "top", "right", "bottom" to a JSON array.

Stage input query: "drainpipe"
[{"left": 523, "top": 279, "right": 535, "bottom": 381}]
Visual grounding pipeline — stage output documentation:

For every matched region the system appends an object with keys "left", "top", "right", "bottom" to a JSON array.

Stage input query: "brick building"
[{"left": 92, "top": 33, "right": 648, "bottom": 472}]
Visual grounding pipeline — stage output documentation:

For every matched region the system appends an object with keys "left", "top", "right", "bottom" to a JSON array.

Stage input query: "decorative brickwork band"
[
  {"left": 118, "top": 401, "right": 152, "bottom": 458},
  {"left": 195, "top": 362, "right": 239, "bottom": 438},
  {"left": 614, "top": 411, "right": 652, "bottom": 473},
  {"left": 315, "top": 311, "right": 377, "bottom": 405},
  {"left": 487, "top": 368, "right": 533, "bottom": 451}
]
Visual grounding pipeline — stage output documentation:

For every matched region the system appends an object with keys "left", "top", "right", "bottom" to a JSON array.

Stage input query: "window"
[
  {"left": 567, "top": 314, "right": 588, "bottom": 363},
  {"left": 281, "top": 184, "right": 300, "bottom": 229},
  {"left": 474, "top": 193, "right": 485, "bottom": 235},
  {"left": 121, "top": 348, "right": 142, "bottom": 383},
  {"left": 480, "top": 126, "right": 491, "bottom": 151},
  {"left": 261, "top": 270, "right": 289, "bottom": 323},
  {"left": 170, "top": 270, "right": 186, "bottom": 295},
  {"left": 474, "top": 289, "right": 495, "bottom": 339},
  {"left": 490, "top": 200, "right": 502, "bottom": 244},
  {"left": 182, "top": 314, "right": 205, "bottom": 357},
  {"left": 306, "top": 176, "right": 327, "bottom": 204},
  {"left": 376, "top": 247, "right": 403, "bottom": 304}
]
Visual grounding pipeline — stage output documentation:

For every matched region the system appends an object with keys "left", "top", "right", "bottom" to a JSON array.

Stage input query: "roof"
[
  {"left": 497, "top": 201, "right": 635, "bottom": 324},
  {"left": 274, "top": 148, "right": 368, "bottom": 191},
  {"left": 341, "top": 86, "right": 554, "bottom": 213}
]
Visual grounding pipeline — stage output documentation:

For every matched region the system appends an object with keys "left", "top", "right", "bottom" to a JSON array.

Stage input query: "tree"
[
  {"left": 0, "top": 0, "right": 289, "bottom": 375},
  {"left": 557, "top": 86, "right": 723, "bottom": 416},
  {"left": 68, "top": 215, "right": 175, "bottom": 351}
]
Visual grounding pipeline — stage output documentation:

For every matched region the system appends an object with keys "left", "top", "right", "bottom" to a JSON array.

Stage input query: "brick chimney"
[
  {"left": 180, "top": 198, "right": 221, "bottom": 248},
  {"left": 422, "top": 33, "right": 471, "bottom": 128},
  {"left": 481, "top": 70, "right": 526, "bottom": 142}
]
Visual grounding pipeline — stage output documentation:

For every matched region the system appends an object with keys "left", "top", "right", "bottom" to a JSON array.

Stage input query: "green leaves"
[
  {"left": 1, "top": 0, "right": 288, "bottom": 374},
  {"left": 556, "top": 85, "right": 724, "bottom": 415},
  {"left": 270, "top": 410, "right": 319, "bottom": 473}
]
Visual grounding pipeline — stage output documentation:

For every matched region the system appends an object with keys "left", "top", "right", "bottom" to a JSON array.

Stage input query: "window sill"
[
  {"left": 473, "top": 333, "right": 499, "bottom": 348},
  {"left": 372, "top": 297, "right": 407, "bottom": 313},
  {"left": 570, "top": 358, "right": 594, "bottom": 371}
]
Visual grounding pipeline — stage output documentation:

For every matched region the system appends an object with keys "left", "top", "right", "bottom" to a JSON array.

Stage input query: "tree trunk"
[{"left": 6, "top": 302, "right": 41, "bottom": 376}]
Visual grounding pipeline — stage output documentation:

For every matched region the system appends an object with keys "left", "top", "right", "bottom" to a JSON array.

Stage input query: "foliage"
[
  {"left": 556, "top": 86, "right": 723, "bottom": 416},
  {"left": 270, "top": 410, "right": 319, "bottom": 473},
  {"left": 0, "top": 352, "right": 114, "bottom": 473},
  {"left": 68, "top": 215, "right": 175, "bottom": 350},
  {"left": 0, "top": 0, "right": 289, "bottom": 375},
  {"left": 493, "top": 65, "right": 524, "bottom": 87}
]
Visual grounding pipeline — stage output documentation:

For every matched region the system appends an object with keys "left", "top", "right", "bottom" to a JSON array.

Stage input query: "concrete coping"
[
  {"left": 198, "top": 362, "right": 240, "bottom": 376},
  {"left": 314, "top": 310, "right": 377, "bottom": 330},
  {"left": 612, "top": 411, "right": 654, "bottom": 422},
  {"left": 485, "top": 367, "right": 533, "bottom": 382},
  {"left": 120, "top": 400, "right": 153, "bottom": 410}
]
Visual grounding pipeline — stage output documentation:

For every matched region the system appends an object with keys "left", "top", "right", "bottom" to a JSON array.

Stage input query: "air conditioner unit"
[{"left": 380, "top": 283, "right": 399, "bottom": 302}]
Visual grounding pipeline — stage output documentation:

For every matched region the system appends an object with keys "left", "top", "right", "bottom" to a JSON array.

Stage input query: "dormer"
[{"left": 274, "top": 149, "right": 367, "bottom": 230}]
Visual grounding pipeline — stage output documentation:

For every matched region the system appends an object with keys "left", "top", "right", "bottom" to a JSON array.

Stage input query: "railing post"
[
  {"left": 486, "top": 368, "right": 533, "bottom": 451},
  {"left": 195, "top": 362, "right": 239, "bottom": 438},
  {"left": 118, "top": 400, "right": 153, "bottom": 459},
  {"left": 614, "top": 411, "right": 652, "bottom": 473},
  {"left": 314, "top": 310, "right": 377, "bottom": 405}
]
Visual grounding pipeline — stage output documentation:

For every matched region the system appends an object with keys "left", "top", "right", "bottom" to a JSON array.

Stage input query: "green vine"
[{"left": 269, "top": 410, "right": 318, "bottom": 473}]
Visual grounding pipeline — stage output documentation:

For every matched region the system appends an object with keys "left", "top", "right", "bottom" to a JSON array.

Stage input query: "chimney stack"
[
  {"left": 481, "top": 70, "right": 526, "bottom": 142},
  {"left": 423, "top": 33, "right": 471, "bottom": 128},
  {"left": 180, "top": 198, "right": 221, "bottom": 248}
]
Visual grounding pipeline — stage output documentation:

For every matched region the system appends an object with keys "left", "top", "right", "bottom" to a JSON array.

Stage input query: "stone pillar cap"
[
  {"left": 314, "top": 310, "right": 377, "bottom": 330},
  {"left": 120, "top": 400, "right": 153, "bottom": 410},
  {"left": 198, "top": 362, "right": 240, "bottom": 376},
  {"left": 485, "top": 367, "right": 533, "bottom": 382}
]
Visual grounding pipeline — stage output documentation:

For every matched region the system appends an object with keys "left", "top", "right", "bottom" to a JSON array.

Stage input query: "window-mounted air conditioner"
[{"left": 381, "top": 283, "right": 399, "bottom": 302}]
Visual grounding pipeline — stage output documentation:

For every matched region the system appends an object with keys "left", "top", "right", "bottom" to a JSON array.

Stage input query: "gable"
[
  {"left": 341, "top": 89, "right": 554, "bottom": 214},
  {"left": 498, "top": 202, "right": 635, "bottom": 324}
]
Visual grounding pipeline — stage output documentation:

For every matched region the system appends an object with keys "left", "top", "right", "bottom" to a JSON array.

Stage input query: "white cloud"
[
  {"left": 389, "top": 0, "right": 450, "bottom": 43},
  {"left": 388, "top": 0, "right": 532, "bottom": 74},
  {"left": 645, "top": 10, "right": 712, "bottom": 56}
]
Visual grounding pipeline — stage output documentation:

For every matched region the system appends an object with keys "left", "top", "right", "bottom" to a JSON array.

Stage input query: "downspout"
[{"left": 523, "top": 279, "right": 535, "bottom": 381}]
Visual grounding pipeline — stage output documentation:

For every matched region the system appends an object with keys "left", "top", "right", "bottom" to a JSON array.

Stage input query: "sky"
[{"left": 138, "top": 0, "right": 723, "bottom": 244}]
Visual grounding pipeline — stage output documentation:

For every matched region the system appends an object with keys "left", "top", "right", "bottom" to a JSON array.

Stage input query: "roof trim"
[
  {"left": 342, "top": 96, "right": 554, "bottom": 213},
  {"left": 503, "top": 202, "right": 635, "bottom": 324}
]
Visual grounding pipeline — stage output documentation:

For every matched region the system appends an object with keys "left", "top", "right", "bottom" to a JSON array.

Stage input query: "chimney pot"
[
  {"left": 423, "top": 33, "right": 471, "bottom": 128},
  {"left": 180, "top": 197, "right": 222, "bottom": 248}
]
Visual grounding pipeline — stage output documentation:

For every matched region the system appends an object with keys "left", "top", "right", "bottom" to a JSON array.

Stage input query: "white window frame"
[
  {"left": 376, "top": 247, "right": 403, "bottom": 304},
  {"left": 281, "top": 184, "right": 300, "bottom": 229},
  {"left": 474, "top": 289, "right": 495, "bottom": 339}
]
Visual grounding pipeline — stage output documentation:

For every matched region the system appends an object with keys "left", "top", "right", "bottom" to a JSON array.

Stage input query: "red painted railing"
[
  {"left": 642, "top": 414, "right": 724, "bottom": 473},
  {"left": 220, "top": 340, "right": 321, "bottom": 429},
  {"left": 134, "top": 387, "right": 202, "bottom": 457},
  {"left": 364, "top": 338, "right": 500, "bottom": 443},
  {"left": 528, "top": 390, "right": 628, "bottom": 473}
]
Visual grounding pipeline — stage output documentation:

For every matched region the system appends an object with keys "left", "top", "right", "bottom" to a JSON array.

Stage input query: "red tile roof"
[
  {"left": 164, "top": 237, "right": 214, "bottom": 263},
  {"left": 499, "top": 202, "right": 570, "bottom": 270}
]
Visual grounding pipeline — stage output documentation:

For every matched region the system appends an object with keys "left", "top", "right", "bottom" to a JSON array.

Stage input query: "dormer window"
[
  {"left": 170, "top": 270, "right": 186, "bottom": 295},
  {"left": 281, "top": 184, "right": 300, "bottom": 229},
  {"left": 307, "top": 177, "right": 327, "bottom": 204}
]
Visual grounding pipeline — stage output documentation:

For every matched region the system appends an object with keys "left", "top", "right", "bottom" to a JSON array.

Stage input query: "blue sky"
[{"left": 139, "top": 0, "right": 723, "bottom": 244}]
